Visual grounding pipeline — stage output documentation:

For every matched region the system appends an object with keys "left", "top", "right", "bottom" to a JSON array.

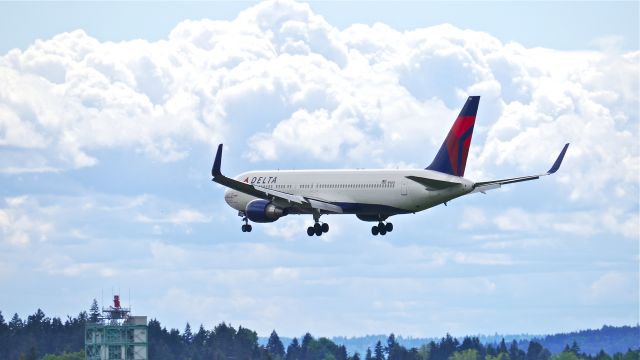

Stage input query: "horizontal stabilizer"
[
  {"left": 470, "top": 183, "right": 501, "bottom": 194},
  {"left": 406, "top": 175, "right": 461, "bottom": 190}
]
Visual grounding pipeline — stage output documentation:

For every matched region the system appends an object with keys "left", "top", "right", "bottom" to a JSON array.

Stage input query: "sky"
[{"left": 0, "top": 0, "right": 638, "bottom": 340}]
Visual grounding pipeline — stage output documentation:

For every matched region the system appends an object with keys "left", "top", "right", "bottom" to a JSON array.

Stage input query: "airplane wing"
[
  {"left": 472, "top": 143, "right": 569, "bottom": 193},
  {"left": 211, "top": 144, "right": 344, "bottom": 214}
]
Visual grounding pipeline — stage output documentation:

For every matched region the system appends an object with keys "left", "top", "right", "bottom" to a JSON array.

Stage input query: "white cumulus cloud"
[{"left": 0, "top": 0, "right": 637, "bottom": 233}]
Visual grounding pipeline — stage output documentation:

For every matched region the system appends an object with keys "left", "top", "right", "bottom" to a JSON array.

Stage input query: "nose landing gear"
[
  {"left": 371, "top": 221, "right": 393, "bottom": 236},
  {"left": 239, "top": 212, "right": 252, "bottom": 233}
]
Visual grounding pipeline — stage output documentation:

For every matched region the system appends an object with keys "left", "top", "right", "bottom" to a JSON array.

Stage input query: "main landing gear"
[
  {"left": 307, "top": 211, "right": 329, "bottom": 237},
  {"left": 371, "top": 221, "right": 393, "bottom": 236},
  {"left": 239, "top": 212, "right": 252, "bottom": 233},
  {"left": 306, "top": 222, "right": 329, "bottom": 236}
]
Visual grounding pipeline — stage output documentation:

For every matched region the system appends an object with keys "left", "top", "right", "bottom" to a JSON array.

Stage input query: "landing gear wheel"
[
  {"left": 385, "top": 222, "right": 393, "bottom": 232},
  {"left": 307, "top": 227, "right": 314, "bottom": 236},
  {"left": 371, "top": 226, "right": 379, "bottom": 236},
  {"left": 321, "top": 223, "right": 329, "bottom": 233},
  {"left": 379, "top": 227, "right": 387, "bottom": 236},
  {"left": 246, "top": 224, "right": 252, "bottom": 232},
  {"left": 315, "top": 227, "right": 323, "bottom": 236},
  {"left": 241, "top": 225, "right": 247, "bottom": 232}
]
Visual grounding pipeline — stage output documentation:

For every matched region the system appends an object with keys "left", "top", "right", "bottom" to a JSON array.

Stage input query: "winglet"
[
  {"left": 547, "top": 143, "right": 569, "bottom": 174},
  {"left": 212, "top": 144, "right": 223, "bottom": 178}
]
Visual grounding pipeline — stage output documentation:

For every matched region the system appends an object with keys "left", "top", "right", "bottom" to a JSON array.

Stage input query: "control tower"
[{"left": 85, "top": 295, "right": 148, "bottom": 360}]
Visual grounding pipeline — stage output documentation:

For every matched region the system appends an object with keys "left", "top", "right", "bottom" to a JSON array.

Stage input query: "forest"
[{"left": 0, "top": 306, "right": 638, "bottom": 360}]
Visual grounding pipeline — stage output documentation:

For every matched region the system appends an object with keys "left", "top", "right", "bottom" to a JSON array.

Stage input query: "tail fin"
[{"left": 426, "top": 96, "right": 480, "bottom": 177}]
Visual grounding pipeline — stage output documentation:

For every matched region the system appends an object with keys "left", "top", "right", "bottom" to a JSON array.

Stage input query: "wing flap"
[{"left": 307, "top": 199, "right": 344, "bottom": 213}]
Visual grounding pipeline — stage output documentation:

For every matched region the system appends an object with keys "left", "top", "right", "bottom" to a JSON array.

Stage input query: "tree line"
[{"left": 0, "top": 306, "right": 638, "bottom": 360}]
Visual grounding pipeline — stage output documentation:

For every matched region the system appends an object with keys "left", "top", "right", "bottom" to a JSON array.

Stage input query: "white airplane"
[{"left": 212, "top": 96, "right": 569, "bottom": 236}]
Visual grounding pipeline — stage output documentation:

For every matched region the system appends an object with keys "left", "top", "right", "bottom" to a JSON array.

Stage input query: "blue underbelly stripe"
[{"left": 286, "top": 202, "right": 411, "bottom": 215}]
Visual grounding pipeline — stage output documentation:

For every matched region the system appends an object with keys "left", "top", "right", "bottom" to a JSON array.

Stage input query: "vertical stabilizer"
[{"left": 426, "top": 96, "right": 480, "bottom": 177}]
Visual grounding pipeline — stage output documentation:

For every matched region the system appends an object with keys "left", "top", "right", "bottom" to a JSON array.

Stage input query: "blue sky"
[{"left": 0, "top": 1, "right": 638, "bottom": 339}]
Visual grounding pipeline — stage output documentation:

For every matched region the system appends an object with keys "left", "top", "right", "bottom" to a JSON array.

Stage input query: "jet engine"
[{"left": 245, "top": 199, "right": 285, "bottom": 223}]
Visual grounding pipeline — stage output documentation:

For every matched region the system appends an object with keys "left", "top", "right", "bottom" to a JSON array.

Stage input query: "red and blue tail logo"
[{"left": 426, "top": 96, "right": 480, "bottom": 177}]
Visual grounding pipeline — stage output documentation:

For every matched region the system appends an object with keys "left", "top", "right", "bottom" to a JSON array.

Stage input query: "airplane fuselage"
[
  {"left": 212, "top": 96, "right": 568, "bottom": 236},
  {"left": 224, "top": 169, "right": 474, "bottom": 219}
]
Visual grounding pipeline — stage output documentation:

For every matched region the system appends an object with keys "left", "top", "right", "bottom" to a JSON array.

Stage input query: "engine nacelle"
[{"left": 245, "top": 199, "right": 285, "bottom": 223}]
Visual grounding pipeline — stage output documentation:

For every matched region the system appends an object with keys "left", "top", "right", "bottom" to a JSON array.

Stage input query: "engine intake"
[{"left": 245, "top": 200, "right": 285, "bottom": 223}]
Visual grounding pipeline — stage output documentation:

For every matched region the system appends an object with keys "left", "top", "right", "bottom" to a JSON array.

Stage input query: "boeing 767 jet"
[{"left": 212, "top": 96, "right": 569, "bottom": 236}]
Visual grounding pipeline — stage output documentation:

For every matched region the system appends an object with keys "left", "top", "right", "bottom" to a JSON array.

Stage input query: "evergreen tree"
[
  {"left": 210, "top": 322, "right": 237, "bottom": 356},
  {"left": 89, "top": 299, "right": 100, "bottom": 323},
  {"left": 193, "top": 324, "right": 207, "bottom": 346},
  {"left": 234, "top": 326, "right": 260, "bottom": 360},
  {"left": 375, "top": 340, "right": 385, "bottom": 360},
  {"left": 338, "top": 345, "right": 349, "bottom": 360},
  {"left": 460, "top": 336, "right": 483, "bottom": 358},
  {"left": 9, "top": 313, "right": 24, "bottom": 331},
  {"left": 570, "top": 341, "right": 581, "bottom": 355},
  {"left": 366, "top": 348, "right": 373, "bottom": 360},
  {"left": 435, "top": 333, "right": 459, "bottom": 360},
  {"left": 526, "top": 341, "right": 543, "bottom": 360},
  {"left": 0, "top": 311, "right": 7, "bottom": 333},
  {"left": 301, "top": 332, "right": 314, "bottom": 360},
  {"left": 510, "top": 340, "right": 526, "bottom": 360},
  {"left": 286, "top": 337, "right": 301, "bottom": 360},
  {"left": 183, "top": 323, "right": 193, "bottom": 344},
  {"left": 352, "top": 352, "right": 361, "bottom": 360},
  {"left": 596, "top": 350, "right": 613, "bottom": 360},
  {"left": 497, "top": 339, "right": 508, "bottom": 355},
  {"left": 387, "top": 333, "right": 397, "bottom": 355},
  {"left": 267, "top": 330, "right": 286, "bottom": 359}
]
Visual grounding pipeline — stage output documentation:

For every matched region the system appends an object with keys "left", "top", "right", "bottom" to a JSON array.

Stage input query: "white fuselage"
[{"left": 224, "top": 169, "right": 474, "bottom": 219}]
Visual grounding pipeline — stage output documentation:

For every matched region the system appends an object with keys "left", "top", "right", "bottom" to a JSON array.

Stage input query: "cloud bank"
[
  {"left": 2, "top": 0, "right": 636, "bottom": 250},
  {"left": 1, "top": 1, "right": 637, "bottom": 191}
]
